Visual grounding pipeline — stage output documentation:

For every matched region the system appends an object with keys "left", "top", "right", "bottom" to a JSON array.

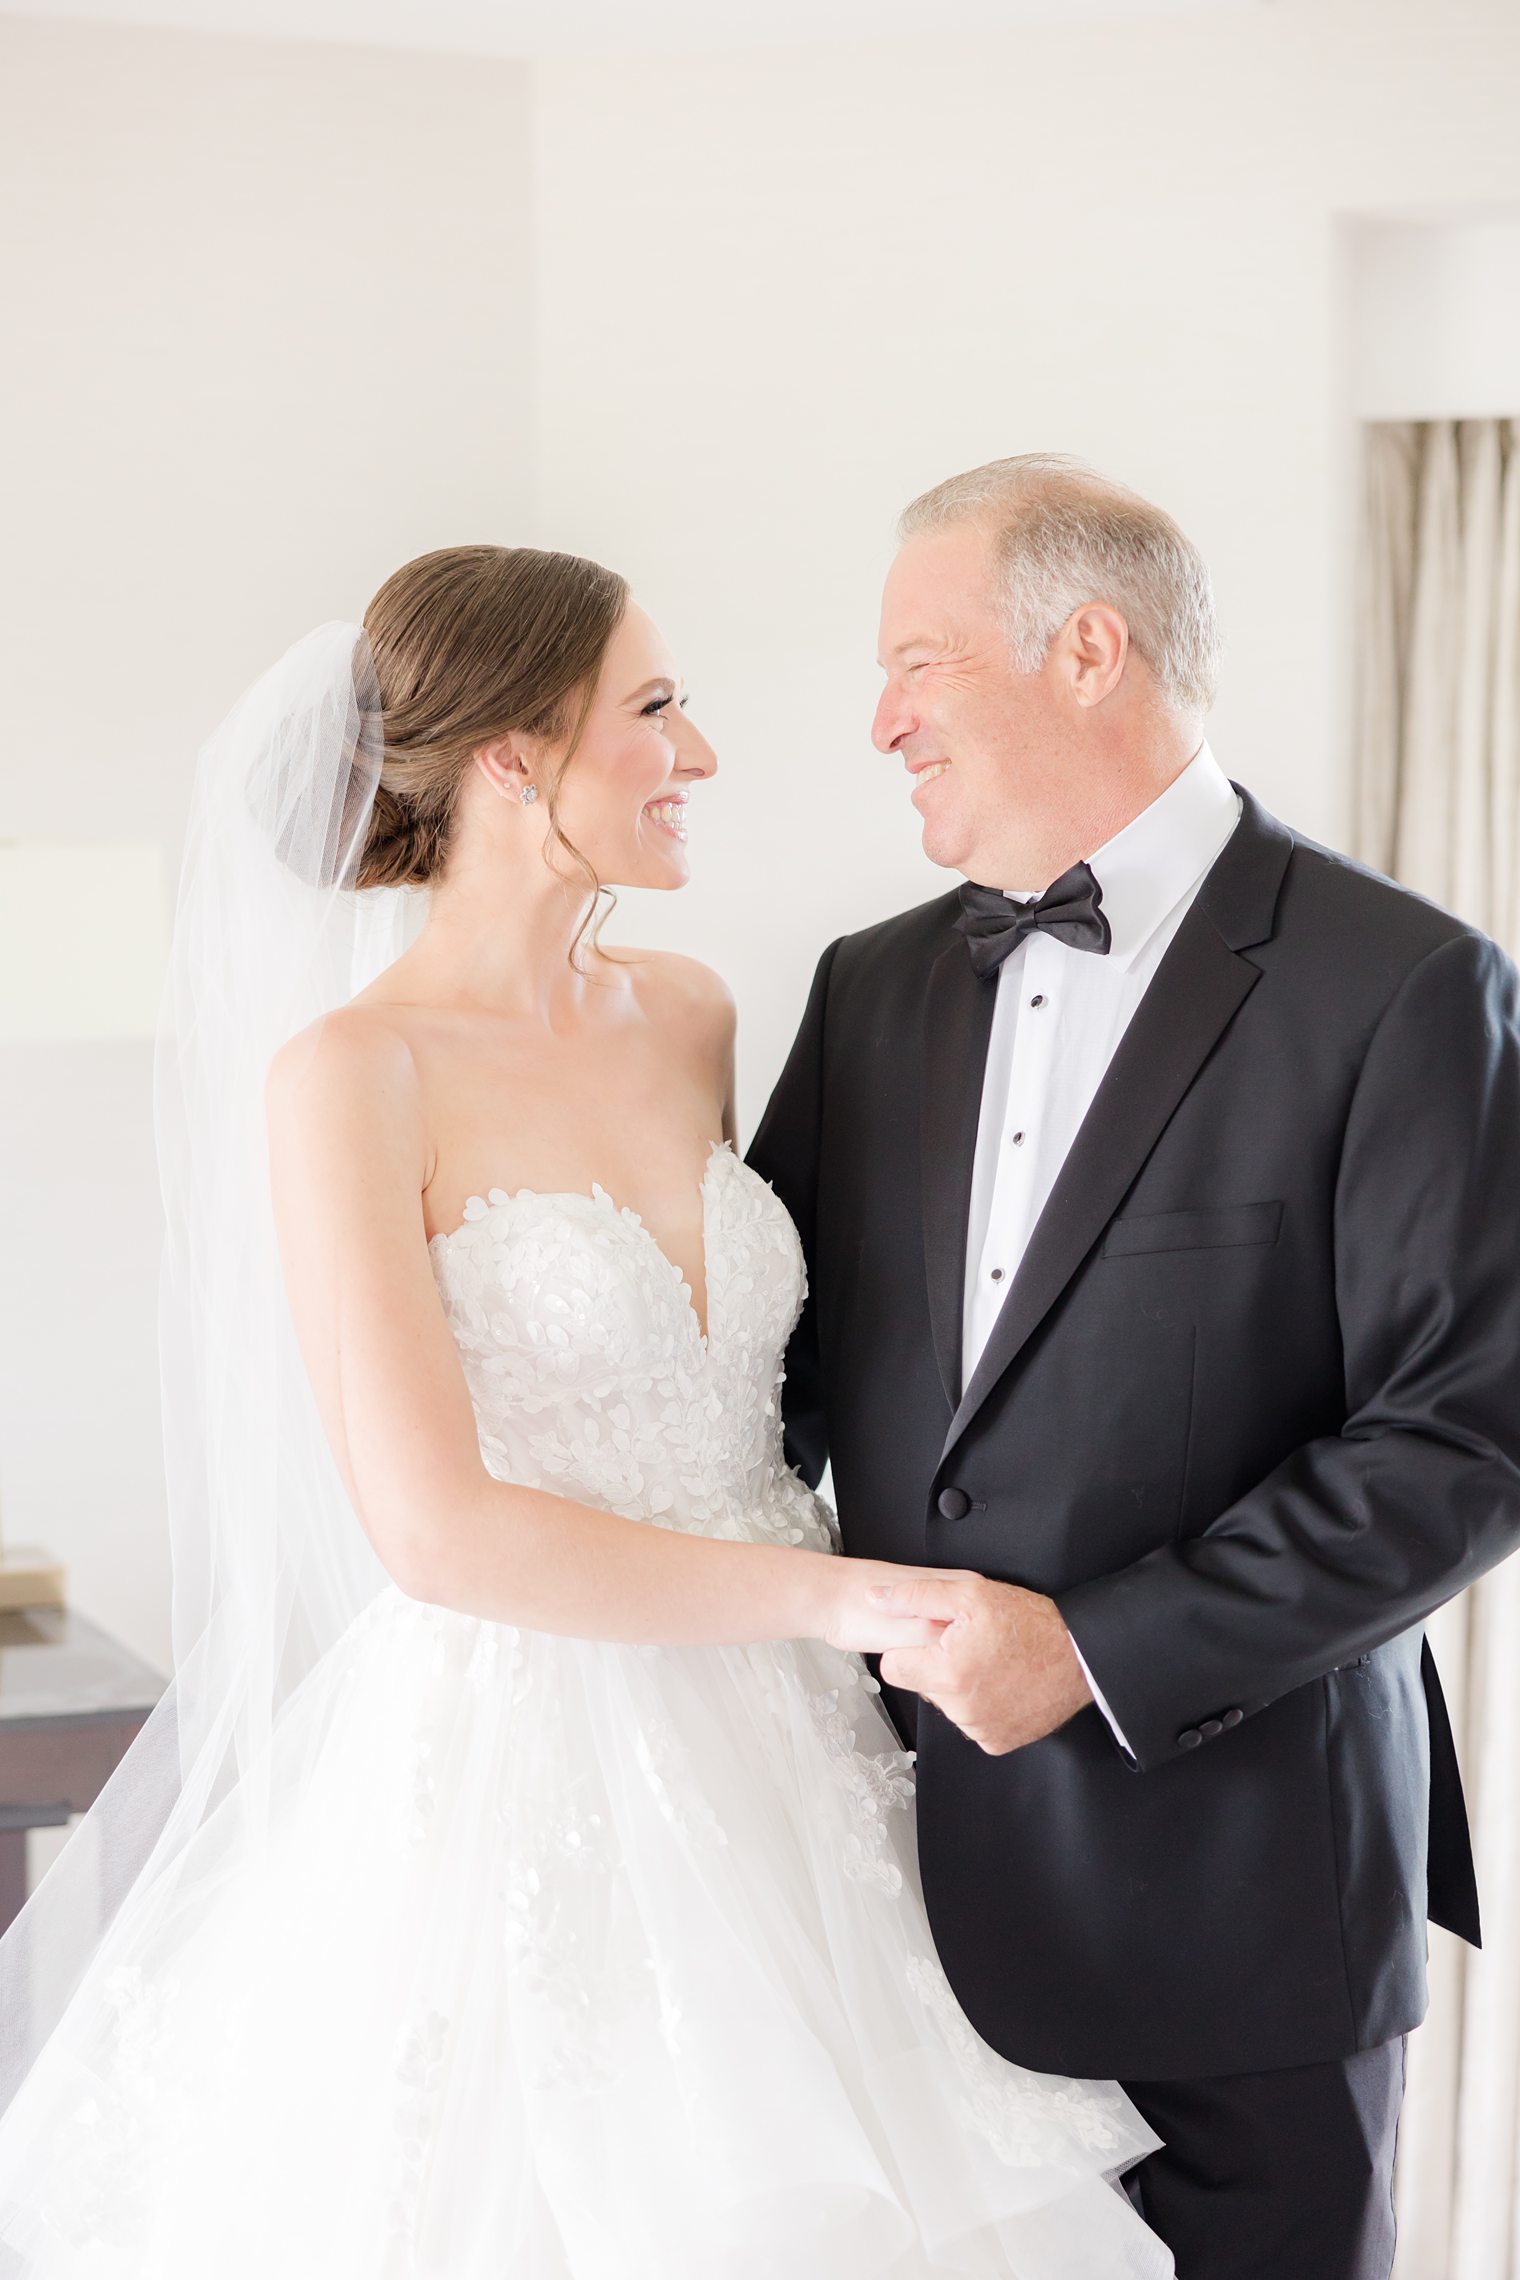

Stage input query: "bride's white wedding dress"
[{"left": 0, "top": 1139, "right": 1170, "bottom": 2278}]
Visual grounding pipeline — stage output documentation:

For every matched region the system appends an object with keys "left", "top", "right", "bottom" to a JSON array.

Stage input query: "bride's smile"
[{"left": 643, "top": 790, "right": 689, "bottom": 841}]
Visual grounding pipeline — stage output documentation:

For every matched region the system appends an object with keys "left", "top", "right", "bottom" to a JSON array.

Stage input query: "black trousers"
[{"left": 1117, "top": 2038, "right": 1407, "bottom": 2280}]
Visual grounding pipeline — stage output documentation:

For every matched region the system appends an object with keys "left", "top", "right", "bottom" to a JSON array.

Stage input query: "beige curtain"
[{"left": 1357, "top": 417, "right": 1520, "bottom": 2280}]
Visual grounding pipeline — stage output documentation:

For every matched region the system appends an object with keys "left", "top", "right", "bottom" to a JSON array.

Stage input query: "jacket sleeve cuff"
[{"left": 1056, "top": 1565, "right": 1252, "bottom": 1772}]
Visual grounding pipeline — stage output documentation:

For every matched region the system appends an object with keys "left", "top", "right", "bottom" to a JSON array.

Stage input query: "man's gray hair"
[{"left": 897, "top": 453, "right": 1220, "bottom": 718}]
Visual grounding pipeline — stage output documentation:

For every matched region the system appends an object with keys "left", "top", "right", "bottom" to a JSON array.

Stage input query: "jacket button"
[
  {"left": 1177, "top": 1727, "right": 1202, "bottom": 1749},
  {"left": 1221, "top": 1707, "right": 1243, "bottom": 1729},
  {"left": 1198, "top": 1717, "right": 1224, "bottom": 1740},
  {"left": 936, "top": 1487, "right": 971, "bottom": 1522}
]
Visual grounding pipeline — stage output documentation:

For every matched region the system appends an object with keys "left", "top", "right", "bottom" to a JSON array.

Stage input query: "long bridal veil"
[{"left": 0, "top": 624, "right": 427, "bottom": 2122}]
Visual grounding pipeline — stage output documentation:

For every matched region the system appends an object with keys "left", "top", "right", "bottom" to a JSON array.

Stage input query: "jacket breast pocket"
[{"left": 1100, "top": 1201, "right": 1284, "bottom": 1258}]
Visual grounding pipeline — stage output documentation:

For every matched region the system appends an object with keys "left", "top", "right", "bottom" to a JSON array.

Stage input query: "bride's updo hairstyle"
[{"left": 358, "top": 544, "right": 630, "bottom": 908}]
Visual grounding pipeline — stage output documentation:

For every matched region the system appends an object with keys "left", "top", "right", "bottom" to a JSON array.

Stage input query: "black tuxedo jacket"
[{"left": 747, "top": 788, "right": 1520, "bottom": 2082}]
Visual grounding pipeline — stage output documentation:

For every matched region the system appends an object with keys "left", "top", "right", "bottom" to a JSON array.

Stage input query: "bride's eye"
[{"left": 642, "top": 697, "right": 673, "bottom": 719}]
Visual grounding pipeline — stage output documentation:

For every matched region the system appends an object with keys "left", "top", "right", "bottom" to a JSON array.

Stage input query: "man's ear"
[{"left": 1061, "top": 604, "right": 1129, "bottom": 709}]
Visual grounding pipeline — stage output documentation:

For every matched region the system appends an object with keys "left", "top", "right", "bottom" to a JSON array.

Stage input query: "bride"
[{"left": 0, "top": 544, "right": 1172, "bottom": 2276}]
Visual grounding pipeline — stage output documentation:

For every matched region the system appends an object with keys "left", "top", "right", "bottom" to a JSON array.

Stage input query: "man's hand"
[{"left": 872, "top": 1571, "right": 1093, "bottom": 1753}]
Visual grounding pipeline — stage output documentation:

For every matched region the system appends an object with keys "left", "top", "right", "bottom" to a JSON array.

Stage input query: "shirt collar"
[{"left": 1005, "top": 742, "right": 1241, "bottom": 973}]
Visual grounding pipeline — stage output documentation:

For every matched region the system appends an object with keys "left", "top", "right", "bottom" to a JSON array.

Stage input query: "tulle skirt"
[{"left": 0, "top": 1583, "right": 1171, "bottom": 2277}]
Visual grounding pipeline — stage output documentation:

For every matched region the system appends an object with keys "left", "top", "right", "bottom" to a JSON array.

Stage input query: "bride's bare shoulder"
[
  {"left": 610, "top": 948, "right": 736, "bottom": 1041},
  {"left": 265, "top": 1001, "right": 424, "bottom": 1137},
  {"left": 264, "top": 1004, "right": 432, "bottom": 1235}
]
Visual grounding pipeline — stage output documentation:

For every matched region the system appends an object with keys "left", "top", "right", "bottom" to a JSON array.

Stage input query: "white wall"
[
  {"left": 0, "top": 18, "right": 536, "bottom": 1676},
  {"left": 533, "top": 0, "right": 1520, "bottom": 1131},
  {"left": 1350, "top": 214, "right": 1520, "bottom": 421}
]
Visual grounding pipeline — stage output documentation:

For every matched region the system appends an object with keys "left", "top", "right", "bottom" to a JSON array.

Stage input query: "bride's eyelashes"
[{"left": 640, "top": 693, "right": 691, "bottom": 721}]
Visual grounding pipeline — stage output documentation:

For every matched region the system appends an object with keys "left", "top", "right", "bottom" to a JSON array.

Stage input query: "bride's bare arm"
[{"left": 265, "top": 1012, "right": 942, "bottom": 1655}]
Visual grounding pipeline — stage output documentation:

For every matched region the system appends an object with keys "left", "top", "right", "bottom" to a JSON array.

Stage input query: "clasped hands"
[{"left": 828, "top": 1563, "right": 1094, "bottom": 1755}]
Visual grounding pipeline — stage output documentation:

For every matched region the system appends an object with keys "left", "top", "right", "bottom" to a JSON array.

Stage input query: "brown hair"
[{"left": 358, "top": 544, "right": 630, "bottom": 958}]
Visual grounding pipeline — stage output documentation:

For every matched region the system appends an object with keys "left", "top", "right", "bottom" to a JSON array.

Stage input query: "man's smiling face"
[{"left": 872, "top": 520, "right": 1080, "bottom": 890}]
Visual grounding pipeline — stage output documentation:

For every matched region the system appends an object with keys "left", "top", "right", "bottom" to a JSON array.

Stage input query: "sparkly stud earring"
[{"left": 521, "top": 784, "right": 539, "bottom": 807}]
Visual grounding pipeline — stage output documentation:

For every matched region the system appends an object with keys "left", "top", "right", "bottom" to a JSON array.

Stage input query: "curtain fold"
[{"left": 1358, "top": 416, "right": 1520, "bottom": 2280}]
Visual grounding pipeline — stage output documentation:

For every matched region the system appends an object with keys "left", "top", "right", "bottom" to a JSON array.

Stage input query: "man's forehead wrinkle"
[
  {"left": 887, "top": 623, "right": 982, "bottom": 663},
  {"left": 887, "top": 630, "right": 947, "bottom": 661}
]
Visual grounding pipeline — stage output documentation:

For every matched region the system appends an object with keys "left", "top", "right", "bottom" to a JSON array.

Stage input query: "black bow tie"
[{"left": 955, "top": 861, "right": 1112, "bottom": 978}]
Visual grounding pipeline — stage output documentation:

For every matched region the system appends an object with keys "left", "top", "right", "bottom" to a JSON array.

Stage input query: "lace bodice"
[{"left": 427, "top": 1140, "right": 837, "bottom": 1554}]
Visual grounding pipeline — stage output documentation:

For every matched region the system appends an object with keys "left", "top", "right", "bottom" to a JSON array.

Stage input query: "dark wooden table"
[{"left": 0, "top": 1603, "right": 166, "bottom": 1934}]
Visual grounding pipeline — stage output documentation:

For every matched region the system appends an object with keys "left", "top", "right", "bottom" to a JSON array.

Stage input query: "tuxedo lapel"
[
  {"left": 919, "top": 932, "right": 998, "bottom": 1407},
  {"left": 940, "top": 788, "right": 1293, "bottom": 1462}
]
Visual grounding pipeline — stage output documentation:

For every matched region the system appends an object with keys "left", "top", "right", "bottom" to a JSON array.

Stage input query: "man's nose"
[{"left": 872, "top": 681, "right": 912, "bottom": 754}]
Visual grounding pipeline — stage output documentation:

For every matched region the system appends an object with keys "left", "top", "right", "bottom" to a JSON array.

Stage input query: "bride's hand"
[{"left": 817, "top": 1558, "right": 961, "bottom": 1655}]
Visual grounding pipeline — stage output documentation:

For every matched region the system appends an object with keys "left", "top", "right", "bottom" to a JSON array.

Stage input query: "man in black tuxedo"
[{"left": 747, "top": 454, "right": 1520, "bottom": 2278}]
